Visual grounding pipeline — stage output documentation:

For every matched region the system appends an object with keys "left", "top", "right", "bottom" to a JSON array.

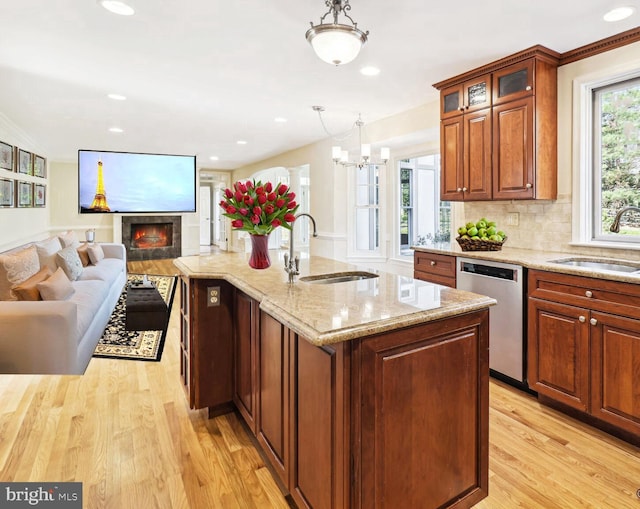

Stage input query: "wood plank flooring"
[{"left": 1, "top": 258, "right": 639, "bottom": 508}]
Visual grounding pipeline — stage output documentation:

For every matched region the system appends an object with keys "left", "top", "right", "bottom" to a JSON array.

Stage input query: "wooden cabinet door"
[
  {"left": 492, "top": 59, "right": 534, "bottom": 105},
  {"left": 492, "top": 97, "right": 535, "bottom": 199},
  {"left": 440, "top": 116, "right": 464, "bottom": 201},
  {"left": 464, "top": 108, "right": 492, "bottom": 200},
  {"left": 528, "top": 298, "right": 590, "bottom": 411},
  {"left": 257, "top": 311, "right": 290, "bottom": 486},
  {"left": 591, "top": 312, "right": 640, "bottom": 435},
  {"left": 289, "top": 337, "right": 349, "bottom": 509},
  {"left": 233, "top": 289, "right": 257, "bottom": 433},
  {"left": 356, "top": 311, "right": 489, "bottom": 509}
]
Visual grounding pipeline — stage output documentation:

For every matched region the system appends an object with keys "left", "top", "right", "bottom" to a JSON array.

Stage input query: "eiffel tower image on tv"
[{"left": 89, "top": 160, "right": 110, "bottom": 212}]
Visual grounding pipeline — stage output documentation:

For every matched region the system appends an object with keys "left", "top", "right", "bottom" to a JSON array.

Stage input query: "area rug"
[{"left": 93, "top": 274, "right": 177, "bottom": 362}]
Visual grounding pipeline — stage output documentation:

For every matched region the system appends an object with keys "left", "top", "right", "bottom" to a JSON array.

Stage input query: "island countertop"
[{"left": 174, "top": 251, "right": 495, "bottom": 346}]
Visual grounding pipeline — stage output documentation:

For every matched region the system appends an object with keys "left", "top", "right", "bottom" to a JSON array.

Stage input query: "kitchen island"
[{"left": 174, "top": 251, "right": 495, "bottom": 509}]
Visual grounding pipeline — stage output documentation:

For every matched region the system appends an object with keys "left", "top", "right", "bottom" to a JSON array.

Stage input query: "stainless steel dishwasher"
[{"left": 456, "top": 257, "right": 525, "bottom": 384}]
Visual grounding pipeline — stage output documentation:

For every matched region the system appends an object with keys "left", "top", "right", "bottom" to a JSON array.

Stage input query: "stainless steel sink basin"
[
  {"left": 549, "top": 258, "right": 640, "bottom": 273},
  {"left": 299, "top": 271, "right": 379, "bottom": 284}
]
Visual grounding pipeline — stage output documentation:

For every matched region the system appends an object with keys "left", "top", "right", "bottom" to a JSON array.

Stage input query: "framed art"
[
  {"left": 17, "top": 148, "right": 32, "bottom": 175},
  {"left": 0, "top": 141, "right": 13, "bottom": 171},
  {"left": 17, "top": 180, "right": 32, "bottom": 207},
  {"left": 0, "top": 178, "right": 14, "bottom": 207},
  {"left": 34, "top": 183, "right": 46, "bottom": 207},
  {"left": 33, "top": 155, "right": 46, "bottom": 178}
]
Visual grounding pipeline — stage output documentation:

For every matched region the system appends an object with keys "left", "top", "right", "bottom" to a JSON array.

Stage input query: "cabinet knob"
[
  {"left": 430, "top": 261, "right": 436, "bottom": 266},
  {"left": 462, "top": 187, "right": 468, "bottom": 192},
  {"left": 590, "top": 318, "right": 598, "bottom": 326},
  {"left": 578, "top": 316, "right": 586, "bottom": 323},
  {"left": 585, "top": 290, "right": 593, "bottom": 298},
  {"left": 459, "top": 107, "right": 465, "bottom": 112},
  {"left": 525, "top": 183, "right": 533, "bottom": 188},
  {"left": 526, "top": 85, "right": 532, "bottom": 91},
  {"left": 457, "top": 187, "right": 462, "bottom": 192}
]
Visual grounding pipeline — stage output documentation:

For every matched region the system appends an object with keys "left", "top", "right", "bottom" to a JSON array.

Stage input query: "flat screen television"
[{"left": 78, "top": 149, "right": 196, "bottom": 213}]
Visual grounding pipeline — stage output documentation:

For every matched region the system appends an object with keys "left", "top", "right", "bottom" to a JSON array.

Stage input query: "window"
[
  {"left": 592, "top": 77, "right": 640, "bottom": 242},
  {"left": 398, "top": 155, "right": 450, "bottom": 256},
  {"left": 354, "top": 164, "right": 380, "bottom": 252}
]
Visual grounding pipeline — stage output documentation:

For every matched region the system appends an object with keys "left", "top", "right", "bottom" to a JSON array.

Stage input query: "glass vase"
[{"left": 248, "top": 234, "right": 271, "bottom": 269}]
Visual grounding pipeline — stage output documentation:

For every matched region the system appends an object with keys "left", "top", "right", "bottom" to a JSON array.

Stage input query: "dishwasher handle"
[{"left": 459, "top": 261, "right": 518, "bottom": 281}]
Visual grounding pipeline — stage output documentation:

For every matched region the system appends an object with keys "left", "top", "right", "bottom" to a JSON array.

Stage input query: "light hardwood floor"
[{"left": 1, "top": 258, "right": 639, "bottom": 508}]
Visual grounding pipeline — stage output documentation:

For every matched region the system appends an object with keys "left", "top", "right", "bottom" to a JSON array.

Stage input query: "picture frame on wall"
[
  {"left": 17, "top": 148, "right": 32, "bottom": 175},
  {"left": 0, "top": 141, "right": 13, "bottom": 171},
  {"left": 33, "top": 183, "right": 46, "bottom": 207},
  {"left": 17, "top": 180, "right": 32, "bottom": 207},
  {"left": 33, "top": 155, "right": 46, "bottom": 178},
  {"left": 0, "top": 178, "right": 14, "bottom": 207}
]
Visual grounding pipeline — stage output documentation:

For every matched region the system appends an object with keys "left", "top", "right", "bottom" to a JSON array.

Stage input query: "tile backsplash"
[{"left": 460, "top": 194, "right": 640, "bottom": 262}]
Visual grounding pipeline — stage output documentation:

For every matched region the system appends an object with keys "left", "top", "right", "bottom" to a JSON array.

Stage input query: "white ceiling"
[{"left": 0, "top": 0, "right": 638, "bottom": 169}]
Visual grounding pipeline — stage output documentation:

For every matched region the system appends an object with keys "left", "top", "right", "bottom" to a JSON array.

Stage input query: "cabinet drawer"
[
  {"left": 414, "top": 252, "right": 456, "bottom": 286},
  {"left": 529, "top": 270, "right": 640, "bottom": 320}
]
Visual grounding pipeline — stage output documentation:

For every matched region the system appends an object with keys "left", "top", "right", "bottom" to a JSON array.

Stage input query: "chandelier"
[
  {"left": 306, "top": 0, "right": 369, "bottom": 66},
  {"left": 330, "top": 114, "right": 389, "bottom": 168}
]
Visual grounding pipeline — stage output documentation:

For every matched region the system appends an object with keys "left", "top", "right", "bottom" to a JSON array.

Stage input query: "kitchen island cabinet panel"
[
  {"left": 257, "top": 311, "right": 289, "bottom": 486},
  {"left": 233, "top": 289, "right": 258, "bottom": 433},
  {"left": 290, "top": 338, "right": 349, "bottom": 509},
  {"left": 355, "top": 311, "right": 489, "bottom": 509}
]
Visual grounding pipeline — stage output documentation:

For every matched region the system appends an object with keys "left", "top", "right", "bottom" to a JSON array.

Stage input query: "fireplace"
[{"left": 122, "top": 216, "right": 182, "bottom": 261}]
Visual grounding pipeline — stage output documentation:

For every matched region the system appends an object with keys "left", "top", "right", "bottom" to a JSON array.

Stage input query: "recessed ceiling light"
[
  {"left": 109, "top": 127, "right": 124, "bottom": 133},
  {"left": 209, "top": 156, "right": 219, "bottom": 161},
  {"left": 236, "top": 140, "right": 248, "bottom": 145},
  {"left": 107, "top": 93, "right": 126, "bottom": 100},
  {"left": 99, "top": 1, "right": 135, "bottom": 16},
  {"left": 360, "top": 66, "right": 380, "bottom": 76},
  {"left": 274, "top": 117, "right": 287, "bottom": 123},
  {"left": 603, "top": 6, "right": 635, "bottom": 21}
]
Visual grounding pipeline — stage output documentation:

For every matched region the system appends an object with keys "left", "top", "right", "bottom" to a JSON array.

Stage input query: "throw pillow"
[
  {"left": 36, "top": 267, "right": 75, "bottom": 301},
  {"left": 35, "top": 237, "right": 63, "bottom": 272},
  {"left": 12, "top": 266, "right": 53, "bottom": 301},
  {"left": 0, "top": 245, "right": 40, "bottom": 301},
  {"left": 56, "top": 246, "right": 84, "bottom": 281},
  {"left": 58, "top": 230, "right": 81, "bottom": 248},
  {"left": 76, "top": 244, "right": 90, "bottom": 267},
  {"left": 87, "top": 244, "right": 105, "bottom": 265}
]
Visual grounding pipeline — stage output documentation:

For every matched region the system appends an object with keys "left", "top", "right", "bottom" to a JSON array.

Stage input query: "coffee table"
[{"left": 125, "top": 282, "right": 168, "bottom": 331}]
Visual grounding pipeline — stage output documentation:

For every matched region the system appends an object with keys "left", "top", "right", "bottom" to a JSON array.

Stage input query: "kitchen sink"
[
  {"left": 299, "top": 271, "right": 379, "bottom": 284},
  {"left": 549, "top": 257, "right": 640, "bottom": 273}
]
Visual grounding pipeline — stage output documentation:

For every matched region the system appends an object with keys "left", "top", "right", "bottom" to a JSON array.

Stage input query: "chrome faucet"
[
  {"left": 609, "top": 206, "right": 640, "bottom": 233},
  {"left": 284, "top": 213, "right": 318, "bottom": 284}
]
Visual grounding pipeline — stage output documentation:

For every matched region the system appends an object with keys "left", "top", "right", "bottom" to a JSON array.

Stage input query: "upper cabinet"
[{"left": 434, "top": 46, "right": 560, "bottom": 202}]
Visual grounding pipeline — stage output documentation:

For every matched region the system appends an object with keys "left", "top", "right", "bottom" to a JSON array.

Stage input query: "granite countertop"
[
  {"left": 413, "top": 244, "right": 640, "bottom": 284},
  {"left": 174, "top": 251, "right": 495, "bottom": 346}
]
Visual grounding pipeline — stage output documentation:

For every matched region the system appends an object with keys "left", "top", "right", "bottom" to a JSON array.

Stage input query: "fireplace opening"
[
  {"left": 131, "top": 223, "right": 173, "bottom": 249},
  {"left": 122, "top": 215, "right": 182, "bottom": 261}
]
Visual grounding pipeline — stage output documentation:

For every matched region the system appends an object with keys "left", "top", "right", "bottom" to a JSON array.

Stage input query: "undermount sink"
[
  {"left": 299, "top": 271, "right": 379, "bottom": 284},
  {"left": 549, "top": 258, "right": 640, "bottom": 273}
]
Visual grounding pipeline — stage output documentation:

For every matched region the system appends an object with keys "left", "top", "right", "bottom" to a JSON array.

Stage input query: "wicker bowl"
[{"left": 456, "top": 236, "right": 507, "bottom": 252}]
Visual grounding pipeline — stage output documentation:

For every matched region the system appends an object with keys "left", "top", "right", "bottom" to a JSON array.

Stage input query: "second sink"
[
  {"left": 299, "top": 271, "right": 379, "bottom": 284},
  {"left": 549, "top": 257, "right": 640, "bottom": 273}
]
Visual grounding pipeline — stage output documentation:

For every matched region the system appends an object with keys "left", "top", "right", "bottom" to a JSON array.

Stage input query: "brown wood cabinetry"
[
  {"left": 528, "top": 270, "right": 640, "bottom": 438},
  {"left": 414, "top": 251, "right": 457, "bottom": 287},
  {"left": 179, "top": 277, "right": 234, "bottom": 411},
  {"left": 434, "top": 46, "right": 559, "bottom": 202},
  {"left": 233, "top": 289, "right": 258, "bottom": 433}
]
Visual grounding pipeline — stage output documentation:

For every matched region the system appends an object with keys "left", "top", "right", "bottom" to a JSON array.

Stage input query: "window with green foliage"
[{"left": 593, "top": 77, "right": 640, "bottom": 241}]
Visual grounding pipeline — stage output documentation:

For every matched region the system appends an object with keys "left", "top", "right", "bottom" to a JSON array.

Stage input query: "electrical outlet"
[
  {"left": 507, "top": 212, "right": 519, "bottom": 226},
  {"left": 207, "top": 286, "right": 220, "bottom": 306}
]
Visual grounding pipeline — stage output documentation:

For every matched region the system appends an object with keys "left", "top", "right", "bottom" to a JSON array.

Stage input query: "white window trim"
[
  {"left": 346, "top": 163, "right": 387, "bottom": 262},
  {"left": 571, "top": 63, "right": 640, "bottom": 250}
]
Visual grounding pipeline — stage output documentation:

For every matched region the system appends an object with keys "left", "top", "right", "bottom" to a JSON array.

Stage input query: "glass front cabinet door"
[
  {"left": 492, "top": 60, "right": 534, "bottom": 105},
  {"left": 440, "top": 74, "right": 491, "bottom": 119}
]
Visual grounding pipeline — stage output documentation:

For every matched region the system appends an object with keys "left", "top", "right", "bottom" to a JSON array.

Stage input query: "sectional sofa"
[{"left": 0, "top": 232, "right": 127, "bottom": 374}]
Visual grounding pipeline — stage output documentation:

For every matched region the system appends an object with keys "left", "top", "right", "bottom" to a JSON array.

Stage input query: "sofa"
[{"left": 0, "top": 232, "right": 127, "bottom": 374}]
